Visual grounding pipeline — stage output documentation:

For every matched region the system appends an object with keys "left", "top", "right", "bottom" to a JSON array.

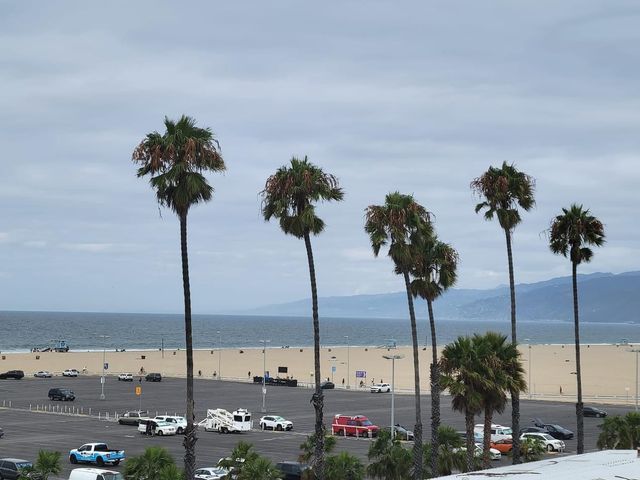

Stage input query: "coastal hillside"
[{"left": 245, "top": 271, "right": 640, "bottom": 323}]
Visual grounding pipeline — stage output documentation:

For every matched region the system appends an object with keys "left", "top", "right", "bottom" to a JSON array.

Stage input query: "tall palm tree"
[
  {"left": 410, "top": 234, "right": 458, "bottom": 474},
  {"left": 261, "top": 156, "right": 344, "bottom": 479},
  {"left": 365, "top": 192, "right": 432, "bottom": 480},
  {"left": 133, "top": 115, "right": 225, "bottom": 478},
  {"left": 549, "top": 204, "right": 605, "bottom": 454},
  {"left": 471, "top": 161, "right": 535, "bottom": 463},
  {"left": 473, "top": 332, "right": 526, "bottom": 468},
  {"left": 440, "top": 336, "right": 487, "bottom": 472}
]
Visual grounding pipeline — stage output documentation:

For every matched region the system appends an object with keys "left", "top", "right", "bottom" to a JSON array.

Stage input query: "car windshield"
[
  {"left": 273, "top": 416, "right": 285, "bottom": 422},
  {"left": 361, "top": 420, "right": 372, "bottom": 426},
  {"left": 16, "top": 462, "right": 33, "bottom": 469},
  {"left": 102, "top": 474, "right": 124, "bottom": 480},
  {"left": 542, "top": 434, "right": 554, "bottom": 440}
]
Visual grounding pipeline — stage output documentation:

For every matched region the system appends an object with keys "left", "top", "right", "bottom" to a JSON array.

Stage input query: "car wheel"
[
  {"left": 70, "top": 455, "right": 78, "bottom": 464},
  {"left": 96, "top": 457, "right": 104, "bottom": 466},
  {"left": 49, "top": 395, "right": 53, "bottom": 400},
  {"left": 177, "top": 427, "right": 184, "bottom": 434},
  {"left": 276, "top": 424, "right": 283, "bottom": 431},
  {"left": 260, "top": 423, "right": 265, "bottom": 430},
  {"left": 221, "top": 427, "right": 228, "bottom": 434},
  {"left": 337, "top": 429, "right": 344, "bottom": 436},
  {"left": 113, "top": 460, "right": 120, "bottom": 466},
  {"left": 547, "top": 444, "right": 554, "bottom": 452}
]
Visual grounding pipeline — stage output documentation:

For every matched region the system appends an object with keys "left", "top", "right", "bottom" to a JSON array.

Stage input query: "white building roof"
[{"left": 437, "top": 450, "right": 639, "bottom": 479}]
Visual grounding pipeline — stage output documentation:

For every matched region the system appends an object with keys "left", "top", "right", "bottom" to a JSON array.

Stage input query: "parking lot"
[{"left": 0, "top": 375, "right": 629, "bottom": 478}]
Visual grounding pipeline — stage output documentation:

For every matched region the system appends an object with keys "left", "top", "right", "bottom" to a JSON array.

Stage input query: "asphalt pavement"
[{"left": 0, "top": 375, "right": 630, "bottom": 478}]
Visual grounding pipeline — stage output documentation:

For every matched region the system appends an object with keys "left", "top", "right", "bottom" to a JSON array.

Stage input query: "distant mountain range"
[{"left": 244, "top": 271, "right": 640, "bottom": 323}]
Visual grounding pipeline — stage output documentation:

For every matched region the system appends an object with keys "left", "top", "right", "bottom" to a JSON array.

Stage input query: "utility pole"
[{"left": 99, "top": 335, "right": 109, "bottom": 401}]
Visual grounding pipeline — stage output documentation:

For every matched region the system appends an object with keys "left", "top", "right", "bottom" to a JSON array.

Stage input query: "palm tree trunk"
[
  {"left": 304, "top": 232, "right": 325, "bottom": 480},
  {"left": 465, "top": 409, "right": 475, "bottom": 472},
  {"left": 427, "top": 297, "right": 440, "bottom": 476},
  {"left": 504, "top": 229, "right": 521, "bottom": 464},
  {"left": 179, "top": 211, "right": 197, "bottom": 480},
  {"left": 403, "top": 270, "right": 423, "bottom": 480},
  {"left": 482, "top": 408, "right": 492, "bottom": 469},
  {"left": 572, "top": 261, "right": 584, "bottom": 454}
]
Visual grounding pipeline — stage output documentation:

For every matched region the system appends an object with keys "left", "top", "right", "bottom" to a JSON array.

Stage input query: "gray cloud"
[{"left": 0, "top": 1, "right": 638, "bottom": 313}]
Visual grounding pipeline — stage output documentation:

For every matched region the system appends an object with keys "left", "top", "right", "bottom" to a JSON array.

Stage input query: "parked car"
[
  {"left": 118, "top": 373, "right": 133, "bottom": 382},
  {"left": 138, "top": 419, "right": 177, "bottom": 436},
  {"left": 454, "top": 445, "right": 501, "bottom": 461},
  {"left": 194, "top": 467, "right": 229, "bottom": 480},
  {"left": 473, "top": 423, "right": 513, "bottom": 442},
  {"left": 34, "top": 371, "right": 53, "bottom": 378},
  {"left": 48, "top": 387, "right": 76, "bottom": 401},
  {"left": 519, "top": 426, "right": 547, "bottom": 436},
  {"left": 0, "top": 458, "right": 33, "bottom": 480},
  {"left": 0, "top": 370, "right": 24, "bottom": 380},
  {"left": 331, "top": 414, "right": 379, "bottom": 438},
  {"left": 275, "top": 461, "right": 310, "bottom": 479},
  {"left": 63, "top": 369, "right": 80, "bottom": 377},
  {"left": 259, "top": 415, "right": 293, "bottom": 431},
  {"left": 370, "top": 383, "right": 391, "bottom": 393},
  {"left": 118, "top": 411, "right": 149, "bottom": 426},
  {"left": 490, "top": 438, "right": 513, "bottom": 453},
  {"left": 145, "top": 372, "right": 162, "bottom": 382},
  {"left": 0, "top": 426, "right": 4, "bottom": 439},
  {"left": 320, "top": 381, "right": 335, "bottom": 389},
  {"left": 533, "top": 418, "right": 574, "bottom": 440},
  {"left": 68, "top": 468, "right": 124, "bottom": 480},
  {"left": 520, "top": 432, "right": 565, "bottom": 452},
  {"left": 583, "top": 406, "right": 607, "bottom": 418},
  {"left": 69, "top": 443, "right": 125, "bottom": 466},
  {"left": 154, "top": 415, "right": 187, "bottom": 434},
  {"left": 391, "top": 424, "right": 414, "bottom": 441}
]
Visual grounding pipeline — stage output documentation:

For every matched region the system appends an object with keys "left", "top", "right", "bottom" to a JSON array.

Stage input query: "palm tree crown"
[
  {"left": 133, "top": 115, "right": 225, "bottom": 215},
  {"left": 410, "top": 236, "right": 458, "bottom": 302},
  {"left": 471, "top": 161, "right": 535, "bottom": 232},
  {"left": 261, "top": 156, "right": 344, "bottom": 237},
  {"left": 549, "top": 204, "right": 605, "bottom": 263}
]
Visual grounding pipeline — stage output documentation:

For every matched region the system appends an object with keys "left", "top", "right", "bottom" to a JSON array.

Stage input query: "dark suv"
[
  {"left": 145, "top": 373, "right": 162, "bottom": 382},
  {"left": 275, "top": 462, "right": 310, "bottom": 479},
  {"left": 48, "top": 388, "right": 75, "bottom": 401},
  {"left": 0, "top": 370, "right": 24, "bottom": 380},
  {"left": 0, "top": 458, "right": 33, "bottom": 480}
]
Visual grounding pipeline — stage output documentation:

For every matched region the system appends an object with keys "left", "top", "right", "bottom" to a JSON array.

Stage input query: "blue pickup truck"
[{"left": 69, "top": 443, "right": 125, "bottom": 466}]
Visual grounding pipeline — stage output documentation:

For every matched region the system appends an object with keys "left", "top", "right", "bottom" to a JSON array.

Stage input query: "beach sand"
[{"left": 1, "top": 343, "right": 637, "bottom": 405}]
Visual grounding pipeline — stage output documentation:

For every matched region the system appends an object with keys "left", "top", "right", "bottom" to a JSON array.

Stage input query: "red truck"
[{"left": 331, "top": 414, "right": 379, "bottom": 438}]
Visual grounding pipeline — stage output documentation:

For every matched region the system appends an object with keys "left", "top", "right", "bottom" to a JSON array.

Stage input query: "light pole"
[
  {"left": 344, "top": 335, "right": 350, "bottom": 389},
  {"left": 524, "top": 338, "right": 532, "bottom": 399},
  {"left": 217, "top": 330, "right": 222, "bottom": 379},
  {"left": 99, "top": 335, "right": 109, "bottom": 401},
  {"left": 628, "top": 348, "right": 640, "bottom": 411},
  {"left": 383, "top": 353, "right": 404, "bottom": 439},
  {"left": 261, "top": 339, "right": 271, "bottom": 412}
]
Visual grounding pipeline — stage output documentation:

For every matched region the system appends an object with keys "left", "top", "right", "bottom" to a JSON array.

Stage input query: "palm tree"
[
  {"left": 366, "top": 429, "right": 412, "bottom": 480},
  {"left": 597, "top": 412, "right": 640, "bottom": 450},
  {"left": 440, "top": 336, "right": 487, "bottom": 472},
  {"left": 325, "top": 452, "right": 365, "bottom": 480},
  {"left": 365, "top": 192, "right": 432, "bottom": 480},
  {"left": 549, "top": 204, "right": 605, "bottom": 454},
  {"left": 422, "top": 425, "right": 466, "bottom": 476},
  {"left": 133, "top": 115, "right": 225, "bottom": 478},
  {"left": 473, "top": 332, "right": 526, "bottom": 468},
  {"left": 261, "top": 156, "right": 344, "bottom": 479},
  {"left": 410, "top": 234, "right": 458, "bottom": 473},
  {"left": 219, "top": 441, "right": 260, "bottom": 478},
  {"left": 238, "top": 457, "right": 283, "bottom": 480},
  {"left": 299, "top": 433, "right": 336, "bottom": 464},
  {"left": 471, "top": 162, "right": 535, "bottom": 463},
  {"left": 519, "top": 437, "right": 545, "bottom": 462},
  {"left": 18, "top": 450, "right": 61, "bottom": 480},
  {"left": 124, "top": 446, "right": 176, "bottom": 480}
]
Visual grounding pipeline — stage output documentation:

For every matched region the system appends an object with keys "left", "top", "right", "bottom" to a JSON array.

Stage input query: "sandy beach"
[{"left": 1, "top": 343, "right": 638, "bottom": 405}]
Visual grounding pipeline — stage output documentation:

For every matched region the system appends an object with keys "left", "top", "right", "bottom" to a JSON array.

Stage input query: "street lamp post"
[
  {"left": 217, "top": 330, "right": 222, "bottom": 379},
  {"left": 628, "top": 348, "right": 640, "bottom": 411},
  {"left": 261, "top": 339, "right": 271, "bottom": 412},
  {"left": 524, "top": 338, "right": 532, "bottom": 399},
  {"left": 344, "top": 336, "right": 350, "bottom": 389},
  {"left": 99, "top": 335, "right": 109, "bottom": 401},
  {"left": 383, "top": 353, "right": 404, "bottom": 439}
]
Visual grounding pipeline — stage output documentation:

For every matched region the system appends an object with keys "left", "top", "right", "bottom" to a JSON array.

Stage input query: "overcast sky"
[{"left": 1, "top": 1, "right": 639, "bottom": 314}]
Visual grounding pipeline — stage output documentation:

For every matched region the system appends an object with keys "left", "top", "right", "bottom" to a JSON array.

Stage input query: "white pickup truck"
[{"left": 69, "top": 443, "right": 125, "bottom": 466}]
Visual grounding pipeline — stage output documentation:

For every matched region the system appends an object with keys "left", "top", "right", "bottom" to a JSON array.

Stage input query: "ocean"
[{"left": 2, "top": 311, "right": 639, "bottom": 353}]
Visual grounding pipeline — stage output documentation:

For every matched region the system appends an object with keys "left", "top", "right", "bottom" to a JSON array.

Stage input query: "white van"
[
  {"left": 68, "top": 468, "right": 124, "bottom": 480},
  {"left": 473, "top": 423, "right": 513, "bottom": 442}
]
